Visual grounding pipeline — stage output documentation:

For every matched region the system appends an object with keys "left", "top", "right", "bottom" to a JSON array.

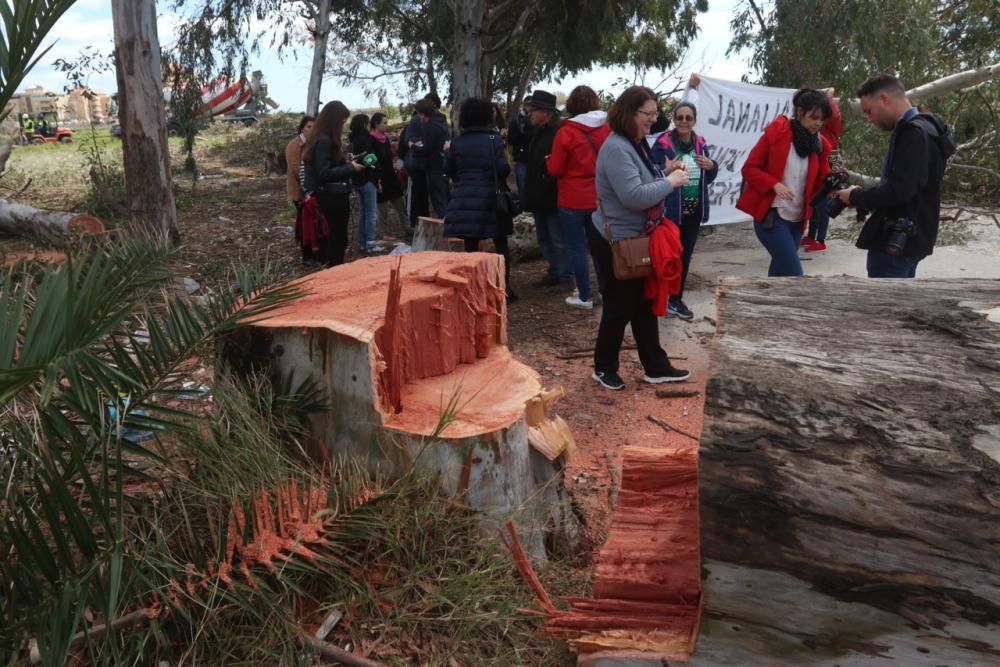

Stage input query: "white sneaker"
[{"left": 565, "top": 294, "right": 593, "bottom": 310}]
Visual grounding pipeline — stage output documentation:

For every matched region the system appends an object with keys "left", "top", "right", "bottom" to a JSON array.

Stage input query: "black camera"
[
  {"left": 810, "top": 172, "right": 851, "bottom": 218},
  {"left": 885, "top": 217, "right": 914, "bottom": 256}
]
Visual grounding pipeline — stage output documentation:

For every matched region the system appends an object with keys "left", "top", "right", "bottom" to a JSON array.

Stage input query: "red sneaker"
[
  {"left": 800, "top": 236, "right": 815, "bottom": 248},
  {"left": 805, "top": 240, "right": 827, "bottom": 253}
]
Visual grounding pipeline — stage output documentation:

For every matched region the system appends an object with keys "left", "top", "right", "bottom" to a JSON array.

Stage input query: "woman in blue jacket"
[
  {"left": 650, "top": 102, "right": 719, "bottom": 320},
  {"left": 443, "top": 97, "right": 517, "bottom": 301}
]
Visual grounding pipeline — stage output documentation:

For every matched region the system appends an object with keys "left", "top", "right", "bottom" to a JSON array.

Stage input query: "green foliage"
[
  {"left": 204, "top": 112, "right": 299, "bottom": 170},
  {"left": 728, "top": 0, "right": 1000, "bottom": 203},
  {"left": 0, "top": 0, "right": 79, "bottom": 123}
]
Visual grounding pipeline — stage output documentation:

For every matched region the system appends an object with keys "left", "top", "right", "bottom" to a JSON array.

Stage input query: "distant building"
[{"left": 9, "top": 85, "right": 112, "bottom": 124}]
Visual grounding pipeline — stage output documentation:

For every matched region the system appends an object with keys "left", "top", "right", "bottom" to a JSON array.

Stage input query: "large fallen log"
[
  {"left": 699, "top": 276, "right": 1000, "bottom": 663},
  {"left": 0, "top": 198, "right": 74, "bottom": 243}
]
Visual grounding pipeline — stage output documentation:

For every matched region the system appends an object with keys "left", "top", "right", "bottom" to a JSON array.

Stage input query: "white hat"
[{"left": 22, "top": 113, "right": 28, "bottom": 118}]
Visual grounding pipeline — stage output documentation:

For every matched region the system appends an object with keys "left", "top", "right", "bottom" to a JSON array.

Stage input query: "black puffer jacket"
[
  {"left": 443, "top": 127, "right": 510, "bottom": 239},
  {"left": 369, "top": 134, "right": 403, "bottom": 201}
]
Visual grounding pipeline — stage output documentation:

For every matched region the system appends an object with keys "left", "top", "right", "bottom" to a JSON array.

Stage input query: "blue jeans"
[
  {"left": 754, "top": 212, "right": 804, "bottom": 277},
  {"left": 807, "top": 195, "right": 831, "bottom": 243},
  {"left": 559, "top": 207, "right": 594, "bottom": 301},
  {"left": 514, "top": 162, "right": 528, "bottom": 198},
  {"left": 867, "top": 250, "right": 923, "bottom": 278},
  {"left": 356, "top": 181, "right": 377, "bottom": 250},
  {"left": 534, "top": 211, "right": 571, "bottom": 281}
]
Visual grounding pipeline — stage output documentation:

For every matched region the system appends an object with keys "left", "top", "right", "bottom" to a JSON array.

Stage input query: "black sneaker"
[
  {"left": 643, "top": 366, "right": 691, "bottom": 384},
  {"left": 592, "top": 370, "right": 626, "bottom": 391},
  {"left": 667, "top": 299, "right": 694, "bottom": 320}
]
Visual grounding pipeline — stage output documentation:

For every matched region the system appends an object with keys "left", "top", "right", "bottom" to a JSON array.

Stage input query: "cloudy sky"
[{"left": 30, "top": 0, "right": 750, "bottom": 112}]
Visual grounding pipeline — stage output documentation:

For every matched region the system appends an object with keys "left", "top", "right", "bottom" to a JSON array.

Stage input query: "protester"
[
  {"left": 443, "top": 98, "right": 518, "bottom": 302},
  {"left": 651, "top": 101, "right": 719, "bottom": 319},
  {"left": 401, "top": 97, "right": 450, "bottom": 222},
  {"left": 835, "top": 74, "right": 952, "bottom": 278},
  {"left": 736, "top": 88, "right": 832, "bottom": 277},
  {"left": 801, "top": 89, "right": 844, "bottom": 253},
  {"left": 546, "top": 85, "right": 610, "bottom": 309},
  {"left": 506, "top": 97, "right": 532, "bottom": 198},
  {"left": 423, "top": 93, "right": 452, "bottom": 217},
  {"left": 286, "top": 115, "right": 316, "bottom": 265},
  {"left": 348, "top": 113, "right": 382, "bottom": 254},
  {"left": 589, "top": 86, "right": 690, "bottom": 391},
  {"left": 301, "top": 101, "right": 364, "bottom": 267},
  {"left": 369, "top": 113, "right": 409, "bottom": 242},
  {"left": 522, "top": 89, "right": 571, "bottom": 287}
]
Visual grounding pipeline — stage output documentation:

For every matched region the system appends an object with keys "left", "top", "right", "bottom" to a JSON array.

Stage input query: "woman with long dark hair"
[
  {"left": 302, "top": 101, "right": 364, "bottom": 266},
  {"left": 736, "top": 88, "right": 832, "bottom": 277},
  {"left": 589, "top": 86, "right": 690, "bottom": 391},
  {"left": 348, "top": 113, "right": 381, "bottom": 253},
  {"left": 443, "top": 97, "right": 517, "bottom": 301}
]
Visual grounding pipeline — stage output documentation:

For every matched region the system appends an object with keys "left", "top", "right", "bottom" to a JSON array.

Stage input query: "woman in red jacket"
[
  {"left": 736, "top": 88, "right": 832, "bottom": 277},
  {"left": 547, "top": 86, "right": 611, "bottom": 309}
]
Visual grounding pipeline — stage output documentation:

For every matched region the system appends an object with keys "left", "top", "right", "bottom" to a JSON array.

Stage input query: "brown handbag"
[{"left": 598, "top": 199, "right": 653, "bottom": 280}]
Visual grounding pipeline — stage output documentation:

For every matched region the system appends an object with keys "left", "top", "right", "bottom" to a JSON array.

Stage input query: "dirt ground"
[{"left": 3, "top": 141, "right": 1000, "bottom": 561}]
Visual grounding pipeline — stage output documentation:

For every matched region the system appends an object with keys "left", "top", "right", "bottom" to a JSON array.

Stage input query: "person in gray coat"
[{"left": 588, "top": 86, "right": 690, "bottom": 391}]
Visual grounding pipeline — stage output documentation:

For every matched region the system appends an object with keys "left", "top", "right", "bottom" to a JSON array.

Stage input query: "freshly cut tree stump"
[
  {"left": 698, "top": 276, "right": 1000, "bottom": 663},
  {"left": 225, "top": 252, "right": 576, "bottom": 557}
]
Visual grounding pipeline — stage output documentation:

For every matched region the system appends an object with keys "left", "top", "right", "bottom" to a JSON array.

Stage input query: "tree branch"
[
  {"left": 844, "top": 62, "right": 1000, "bottom": 113},
  {"left": 746, "top": 0, "right": 768, "bottom": 32},
  {"left": 484, "top": 3, "right": 534, "bottom": 57}
]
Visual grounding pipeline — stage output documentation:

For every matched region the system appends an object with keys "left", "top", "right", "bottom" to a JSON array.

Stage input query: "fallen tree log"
[
  {"left": 699, "top": 276, "right": 1000, "bottom": 663},
  {"left": 0, "top": 198, "right": 74, "bottom": 243}
]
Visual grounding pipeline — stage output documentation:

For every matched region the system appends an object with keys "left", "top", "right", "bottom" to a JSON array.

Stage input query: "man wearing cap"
[{"left": 522, "top": 89, "right": 571, "bottom": 287}]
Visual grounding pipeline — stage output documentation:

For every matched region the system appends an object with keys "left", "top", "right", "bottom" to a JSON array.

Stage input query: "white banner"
[{"left": 682, "top": 76, "right": 798, "bottom": 224}]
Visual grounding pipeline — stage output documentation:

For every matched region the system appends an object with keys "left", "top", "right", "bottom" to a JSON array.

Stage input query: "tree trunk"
[
  {"left": 451, "top": 0, "right": 487, "bottom": 109},
  {"left": 0, "top": 199, "right": 73, "bottom": 243},
  {"left": 306, "top": 0, "right": 333, "bottom": 116},
  {"left": 699, "top": 276, "right": 1000, "bottom": 661},
  {"left": 844, "top": 61, "right": 1000, "bottom": 113},
  {"left": 0, "top": 136, "right": 12, "bottom": 175},
  {"left": 112, "top": 0, "right": 179, "bottom": 245},
  {"left": 424, "top": 41, "right": 438, "bottom": 102}
]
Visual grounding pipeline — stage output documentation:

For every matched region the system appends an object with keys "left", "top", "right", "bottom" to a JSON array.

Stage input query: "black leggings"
[
  {"left": 317, "top": 194, "right": 350, "bottom": 266},
  {"left": 464, "top": 236, "right": 512, "bottom": 291}
]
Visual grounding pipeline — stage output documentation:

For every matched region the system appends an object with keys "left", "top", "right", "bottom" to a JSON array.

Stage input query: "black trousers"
[
  {"left": 464, "top": 236, "right": 512, "bottom": 292},
  {"left": 408, "top": 170, "right": 429, "bottom": 227},
  {"left": 676, "top": 213, "right": 701, "bottom": 299},
  {"left": 317, "top": 194, "right": 350, "bottom": 266},
  {"left": 426, "top": 168, "right": 450, "bottom": 218},
  {"left": 589, "top": 229, "right": 670, "bottom": 375}
]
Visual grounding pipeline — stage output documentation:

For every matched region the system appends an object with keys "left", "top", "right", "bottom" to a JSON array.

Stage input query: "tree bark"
[
  {"left": 451, "top": 0, "right": 487, "bottom": 108},
  {"left": 306, "top": 0, "right": 333, "bottom": 116},
  {"left": 702, "top": 276, "right": 1000, "bottom": 629},
  {"left": 0, "top": 136, "right": 12, "bottom": 175},
  {"left": 0, "top": 199, "right": 73, "bottom": 243},
  {"left": 112, "top": 0, "right": 179, "bottom": 245}
]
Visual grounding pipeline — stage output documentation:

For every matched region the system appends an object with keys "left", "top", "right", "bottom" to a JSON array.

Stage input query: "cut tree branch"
[{"left": 844, "top": 62, "right": 1000, "bottom": 113}]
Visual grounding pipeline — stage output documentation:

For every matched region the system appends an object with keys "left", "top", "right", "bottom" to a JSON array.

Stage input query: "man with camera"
[{"left": 836, "top": 74, "right": 953, "bottom": 278}]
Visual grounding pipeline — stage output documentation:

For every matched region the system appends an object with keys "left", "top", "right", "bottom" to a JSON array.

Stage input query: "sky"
[{"left": 28, "top": 0, "right": 751, "bottom": 112}]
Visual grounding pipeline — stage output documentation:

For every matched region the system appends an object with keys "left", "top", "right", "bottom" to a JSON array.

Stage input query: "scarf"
[
  {"left": 791, "top": 118, "right": 821, "bottom": 158},
  {"left": 370, "top": 130, "right": 388, "bottom": 143}
]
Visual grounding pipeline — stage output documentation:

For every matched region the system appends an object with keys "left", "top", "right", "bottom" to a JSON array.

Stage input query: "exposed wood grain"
[{"left": 701, "top": 276, "right": 1000, "bottom": 653}]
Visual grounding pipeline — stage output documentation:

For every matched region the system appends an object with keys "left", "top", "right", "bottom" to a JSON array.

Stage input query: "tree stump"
[
  {"left": 221, "top": 252, "right": 577, "bottom": 557},
  {"left": 698, "top": 276, "right": 1000, "bottom": 663},
  {"left": 412, "top": 216, "right": 462, "bottom": 252}
]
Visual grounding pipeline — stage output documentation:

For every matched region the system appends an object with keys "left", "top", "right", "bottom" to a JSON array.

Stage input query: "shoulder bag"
[
  {"left": 598, "top": 198, "right": 653, "bottom": 280},
  {"left": 490, "top": 135, "right": 520, "bottom": 225}
]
